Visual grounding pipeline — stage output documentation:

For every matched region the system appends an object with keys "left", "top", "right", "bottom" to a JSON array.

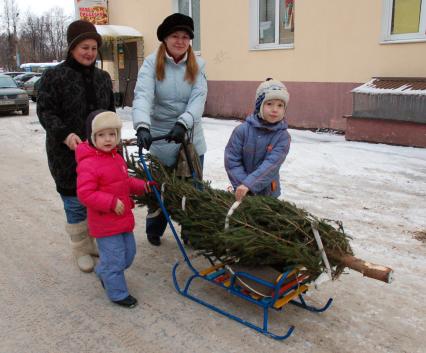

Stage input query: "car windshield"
[
  {"left": 14, "top": 74, "right": 31, "bottom": 80},
  {"left": 0, "top": 76, "right": 17, "bottom": 88}
]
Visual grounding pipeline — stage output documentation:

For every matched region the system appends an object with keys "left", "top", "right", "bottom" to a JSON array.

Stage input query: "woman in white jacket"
[{"left": 132, "top": 13, "right": 208, "bottom": 246}]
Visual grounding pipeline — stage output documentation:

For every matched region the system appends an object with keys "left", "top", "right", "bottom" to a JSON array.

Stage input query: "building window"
[
  {"left": 99, "top": 41, "right": 113, "bottom": 61},
  {"left": 175, "top": 0, "right": 201, "bottom": 51},
  {"left": 382, "top": 0, "right": 426, "bottom": 42},
  {"left": 250, "top": 0, "right": 295, "bottom": 49}
]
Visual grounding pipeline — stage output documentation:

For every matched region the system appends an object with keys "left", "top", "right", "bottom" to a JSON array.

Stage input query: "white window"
[
  {"left": 173, "top": 0, "right": 201, "bottom": 51},
  {"left": 381, "top": 0, "right": 426, "bottom": 43},
  {"left": 250, "top": 0, "right": 295, "bottom": 50}
]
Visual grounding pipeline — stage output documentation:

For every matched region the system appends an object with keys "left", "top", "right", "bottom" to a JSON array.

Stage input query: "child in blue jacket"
[{"left": 224, "top": 78, "right": 291, "bottom": 201}]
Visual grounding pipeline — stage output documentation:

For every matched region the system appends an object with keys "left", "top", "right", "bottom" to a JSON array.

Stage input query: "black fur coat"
[{"left": 37, "top": 57, "right": 115, "bottom": 196}]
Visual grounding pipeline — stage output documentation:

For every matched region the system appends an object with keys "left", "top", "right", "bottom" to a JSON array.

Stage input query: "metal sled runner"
[{"left": 138, "top": 138, "right": 333, "bottom": 340}]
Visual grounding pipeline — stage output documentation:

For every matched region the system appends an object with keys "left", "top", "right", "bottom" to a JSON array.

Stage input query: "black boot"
[
  {"left": 147, "top": 234, "right": 161, "bottom": 246},
  {"left": 113, "top": 295, "right": 138, "bottom": 308},
  {"left": 181, "top": 226, "right": 189, "bottom": 245}
]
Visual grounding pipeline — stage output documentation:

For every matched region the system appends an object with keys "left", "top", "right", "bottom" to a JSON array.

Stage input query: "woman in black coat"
[{"left": 37, "top": 20, "right": 115, "bottom": 273}]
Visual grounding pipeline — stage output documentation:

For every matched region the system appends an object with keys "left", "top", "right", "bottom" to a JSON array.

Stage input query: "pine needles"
[{"left": 127, "top": 151, "right": 353, "bottom": 280}]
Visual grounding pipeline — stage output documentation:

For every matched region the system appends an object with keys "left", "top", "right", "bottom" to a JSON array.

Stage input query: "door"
[{"left": 118, "top": 41, "right": 138, "bottom": 107}]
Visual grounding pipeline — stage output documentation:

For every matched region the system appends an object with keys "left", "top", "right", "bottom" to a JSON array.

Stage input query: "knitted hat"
[
  {"left": 86, "top": 110, "right": 122, "bottom": 148},
  {"left": 67, "top": 20, "right": 102, "bottom": 51},
  {"left": 254, "top": 79, "right": 290, "bottom": 119},
  {"left": 157, "top": 13, "right": 194, "bottom": 41}
]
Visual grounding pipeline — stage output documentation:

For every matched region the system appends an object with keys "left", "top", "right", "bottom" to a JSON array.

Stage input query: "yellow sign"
[
  {"left": 75, "top": 0, "right": 109, "bottom": 25},
  {"left": 392, "top": 0, "right": 421, "bottom": 34},
  {"left": 118, "top": 53, "right": 125, "bottom": 69}
]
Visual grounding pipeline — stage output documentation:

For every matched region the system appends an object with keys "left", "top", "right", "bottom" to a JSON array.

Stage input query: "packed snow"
[
  {"left": 119, "top": 107, "right": 426, "bottom": 272},
  {"left": 1, "top": 103, "right": 425, "bottom": 352},
  {"left": 352, "top": 78, "right": 426, "bottom": 96}
]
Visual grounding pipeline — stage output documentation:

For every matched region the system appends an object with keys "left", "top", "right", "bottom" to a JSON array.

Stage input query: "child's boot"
[
  {"left": 113, "top": 295, "right": 138, "bottom": 308},
  {"left": 65, "top": 220, "right": 96, "bottom": 272}
]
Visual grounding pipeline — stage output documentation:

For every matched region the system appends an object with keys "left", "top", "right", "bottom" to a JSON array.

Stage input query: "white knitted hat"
[
  {"left": 254, "top": 79, "right": 290, "bottom": 119},
  {"left": 90, "top": 111, "right": 123, "bottom": 147}
]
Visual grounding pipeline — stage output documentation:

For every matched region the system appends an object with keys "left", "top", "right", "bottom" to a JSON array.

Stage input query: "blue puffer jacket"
[
  {"left": 224, "top": 114, "right": 291, "bottom": 197},
  {"left": 132, "top": 50, "right": 208, "bottom": 166}
]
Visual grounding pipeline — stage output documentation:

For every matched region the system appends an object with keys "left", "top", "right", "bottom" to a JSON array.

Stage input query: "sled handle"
[{"left": 151, "top": 134, "right": 170, "bottom": 142}]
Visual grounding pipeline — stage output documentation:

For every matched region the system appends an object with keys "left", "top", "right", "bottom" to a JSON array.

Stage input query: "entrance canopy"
[{"left": 95, "top": 25, "right": 142, "bottom": 39}]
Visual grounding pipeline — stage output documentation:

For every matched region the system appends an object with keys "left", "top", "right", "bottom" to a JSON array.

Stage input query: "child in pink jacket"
[{"left": 76, "top": 110, "right": 149, "bottom": 308}]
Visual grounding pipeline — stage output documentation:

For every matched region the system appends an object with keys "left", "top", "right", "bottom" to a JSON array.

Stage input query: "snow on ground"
[
  {"left": 0, "top": 103, "right": 425, "bottom": 352},
  {"left": 122, "top": 109, "right": 426, "bottom": 353},
  {"left": 119, "top": 107, "right": 426, "bottom": 279}
]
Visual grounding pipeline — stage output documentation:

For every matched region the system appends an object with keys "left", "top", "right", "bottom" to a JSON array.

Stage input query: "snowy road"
[{"left": 0, "top": 102, "right": 425, "bottom": 353}]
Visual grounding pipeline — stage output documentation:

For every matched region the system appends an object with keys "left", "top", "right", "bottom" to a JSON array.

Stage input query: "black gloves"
[
  {"left": 166, "top": 123, "right": 187, "bottom": 144},
  {"left": 137, "top": 122, "right": 186, "bottom": 153},
  {"left": 136, "top": 127, "right": 152, "bottom": 152}
]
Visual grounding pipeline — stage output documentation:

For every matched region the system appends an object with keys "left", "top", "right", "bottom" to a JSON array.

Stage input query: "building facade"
[{"left": 105, "top": 0, "right": 426, "bottom": 143}]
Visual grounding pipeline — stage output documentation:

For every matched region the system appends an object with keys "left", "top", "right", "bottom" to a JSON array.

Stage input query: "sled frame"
[{"left": 138, "top": 149, "right": 332, "bottom": 341}]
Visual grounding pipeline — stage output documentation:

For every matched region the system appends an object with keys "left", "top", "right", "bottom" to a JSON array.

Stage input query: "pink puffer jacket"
[{"left": 76, "top": 141, "right": 147, "bottom": 237}]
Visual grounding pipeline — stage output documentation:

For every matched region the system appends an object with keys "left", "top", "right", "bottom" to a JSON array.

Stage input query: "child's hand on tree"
[
  {"left": 114, "top": 199, "right": 125, "bottom": 215},
  {"left": 235, "top": 184, "right": 249, "bottom": 201}
]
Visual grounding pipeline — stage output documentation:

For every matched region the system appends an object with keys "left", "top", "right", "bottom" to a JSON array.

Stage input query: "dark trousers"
[
  {"left": 146, "top": 155, "right": 204, "bottom": 237},
  {"left": 146, "top": 207, "right": 168, "bottom": 237}
]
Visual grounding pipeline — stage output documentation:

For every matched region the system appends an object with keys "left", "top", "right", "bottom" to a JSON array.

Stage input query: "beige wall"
[
  {"left": 106, "top": 0, "right": 425, "bottom": 133},
  {"left": 201, "top": 0, "right": 426, "bottom": 82},
  {"left": 108, "top": 0, "right": 172, "bottom": 59},
  {"left": 108, "top": 0, "right": 426, "bottom": 83}
]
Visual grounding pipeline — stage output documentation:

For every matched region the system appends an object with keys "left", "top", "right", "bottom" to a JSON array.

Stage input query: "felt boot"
[
  {"left": 89, "top": 235, "right": 99, "bottom": 257},
  {"left": 66, "top": 221, "right": 96, "bottom": 273}
]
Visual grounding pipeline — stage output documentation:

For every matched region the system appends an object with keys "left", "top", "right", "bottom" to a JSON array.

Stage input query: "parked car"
[
  {"left": 3, "top": 71, "right": 25, "bottom": 78},
  {"left": 0, "top": 74, "right": 29, "bottom": 115},
  {"left": 14, "top": 72, "right": 41, "bottom": 88},
  {"left": 23, "top": 75, "right": 41, "bottom": 101}
]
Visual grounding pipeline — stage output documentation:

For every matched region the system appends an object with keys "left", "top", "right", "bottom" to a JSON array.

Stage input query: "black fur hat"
[{"left": 157, "top": 13, "right": 194, "bottom": 41}]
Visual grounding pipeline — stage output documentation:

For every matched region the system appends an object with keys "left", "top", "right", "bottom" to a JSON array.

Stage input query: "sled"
[{"left": 138, "top": 137, "right": 333, "bottom": 341}]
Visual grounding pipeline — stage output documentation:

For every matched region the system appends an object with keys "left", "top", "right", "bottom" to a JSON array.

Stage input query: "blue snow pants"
[{"left": 95, "top": 232, "right": 136, "bottom": 301}]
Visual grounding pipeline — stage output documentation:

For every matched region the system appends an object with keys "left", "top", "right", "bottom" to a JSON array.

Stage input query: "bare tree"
[
  {"left": 0, "top": 0, "right": 19, "bottom": 70},
  {"left": 44, "top": 7, "right": 70, "bottom": 61},
  {"left": 0, "top": 33, "right": 9, "bottom": 70},
  {"left": 19, "top": 13, "right": 46, "bottom": 63},
  {"left": 0, "top": 2, "right": 71, "bottom": 70}
]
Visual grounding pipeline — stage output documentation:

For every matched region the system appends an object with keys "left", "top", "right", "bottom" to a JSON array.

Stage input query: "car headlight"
[{"left": 17, "top": 93, "right": 28, "bottom": 99}]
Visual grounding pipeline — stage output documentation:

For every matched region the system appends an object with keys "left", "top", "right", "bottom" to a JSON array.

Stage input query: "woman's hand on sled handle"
[
  {"left": 235, "top": 184, "right": 249, "bottom": 202},
  {"left": 166, "top": 122, "right": 187, "bottom": 144},
  {"left": 136, "top": 127, "right": 152, "bottom": 154}
]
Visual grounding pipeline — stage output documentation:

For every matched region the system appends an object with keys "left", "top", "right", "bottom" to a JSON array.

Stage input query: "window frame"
[
  {"left": 172, "top": 0, "right": 201, "bottom": 53},
  {"left": 381, "top": 0, "right": 426, "bottom": 43},
  {"left": 249, "top": 0, "right": 295, "bottom": 50}
]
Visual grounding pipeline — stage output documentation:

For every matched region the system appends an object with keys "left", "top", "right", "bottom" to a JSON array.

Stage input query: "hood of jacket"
[{"left": 246, "top": 114, "right": 288, "bottom": 132}]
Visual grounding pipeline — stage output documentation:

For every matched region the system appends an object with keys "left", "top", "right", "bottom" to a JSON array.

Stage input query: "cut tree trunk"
[{"left": 333, "top": 254, "right": 394, "bottom": 283}]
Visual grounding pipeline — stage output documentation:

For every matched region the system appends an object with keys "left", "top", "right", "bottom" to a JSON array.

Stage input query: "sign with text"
[{"left": 74, "top": 0, "right": 109, "bottom": 25}]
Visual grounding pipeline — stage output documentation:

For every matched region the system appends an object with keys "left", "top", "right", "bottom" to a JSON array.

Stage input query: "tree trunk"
[{"left": 332, "top": 254, "right": 393, "bottom": 283}]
